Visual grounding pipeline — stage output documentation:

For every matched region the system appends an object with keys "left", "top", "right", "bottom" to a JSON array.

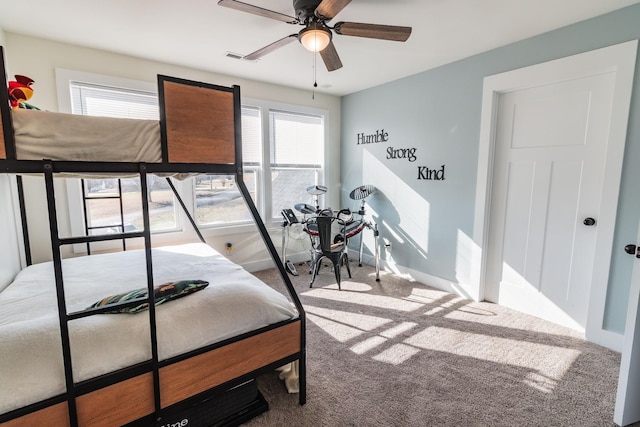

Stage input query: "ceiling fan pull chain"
[{"left": 312, "top": 50, "right": 318, "bottom": 99}]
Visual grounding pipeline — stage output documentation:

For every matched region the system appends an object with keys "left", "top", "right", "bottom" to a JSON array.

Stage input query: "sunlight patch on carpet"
[
  {"left": 406, "top": 287, "right": 452, "bottom": 304},
  {"left": 351, "top": 336, "right": 388, "bottom": 354},
  {"left": 523, "top": 372, "right": 558, "bottom": 393},
  {"left": 305, "top": 305, "right": 392, "bottom": 331},
  {"left": 373, "top": 343, "right": 421, "bottom": 365},
  {"left": 380, "top": 322, "right": 418, "bottom": 338},
  {"left": 350, "top": 322, "right": 419, "bottom": 355},
  {"left": 306, "top": 313, "right": 366, "bottom": 342},
  {"left": 317, "top": 280, "right": 373, "bottom": 292},
  {"left": 302, "top": 287, "right": 424, "bottom": 312},
  {"left": 423, "top": 295, "right": 467, "bottom": 316},
  {"left": 305, "top": 305, "right": 393, "bottom": 343},
  {"left": 403, "top": 326, "right": 581, "bottom": 384}
]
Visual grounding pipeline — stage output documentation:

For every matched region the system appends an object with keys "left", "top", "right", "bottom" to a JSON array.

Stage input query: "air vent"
[{"left": 225, "top": 52, "right": 244, "bottom": 60}]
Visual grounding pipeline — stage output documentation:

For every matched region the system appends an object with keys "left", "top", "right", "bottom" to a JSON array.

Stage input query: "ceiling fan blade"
[
  {"left": 218, "top": 0, "right": 297, "bottom": 24},
  {"left": 243, "top": 34, "right": 298, "bottom": 61},
  {"left": 320, "top": 41, "right": 343, "bottom": 72},
  {"left": 315, "top": 0, "right": 352, "bottom": 20},
  {"left": 334, "top": 22, "right": 412, "bottom": 42}
]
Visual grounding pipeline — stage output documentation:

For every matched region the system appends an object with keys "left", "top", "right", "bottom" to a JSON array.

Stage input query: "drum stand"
[
  {"left": 355, "top": 220, "right": 380, "bottom": 281},
  {"left": 280, "top": 210, "right": 301, "bottom": 276},
  {"left": 281, "top": 185, "right": 328, "bottom": 276},
  {"left": 349, "top": 185, "right": 380, "bottom": 282},
  {"left": 281, "top": 226, "right": 298, "bottom": 275}
]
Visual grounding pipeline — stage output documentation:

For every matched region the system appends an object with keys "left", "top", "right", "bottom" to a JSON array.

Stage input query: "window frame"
[{"left": 243, "top": 97, "right": 328, "bottom": 227}]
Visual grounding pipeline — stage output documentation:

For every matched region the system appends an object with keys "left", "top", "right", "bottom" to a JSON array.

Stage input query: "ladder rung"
[
  {"left": 85, "top": 195, "right": 121, "bottom": 200},
  {"left": 60, "top": 232, "right": 144, "bottom": 246},
  {"left": 86, "top": 225, "right": 125, "bottom": 231}
]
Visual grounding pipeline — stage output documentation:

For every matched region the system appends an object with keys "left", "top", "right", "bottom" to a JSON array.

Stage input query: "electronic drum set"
[{"left": 280, "top": 184, "right": 380, "bottom": 281}]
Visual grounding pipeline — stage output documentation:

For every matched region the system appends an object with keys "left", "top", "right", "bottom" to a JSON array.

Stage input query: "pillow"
[{"left": 87, "top": 279, "right": 209, "bottom": 314}]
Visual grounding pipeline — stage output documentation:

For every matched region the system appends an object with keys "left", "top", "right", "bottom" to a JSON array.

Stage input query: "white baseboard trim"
[
  {"left": 351, "top": 250, "right": 476, "bottom": 300},
  {"left": 587, "top": 327, "right": 623, "bottom": 353}
]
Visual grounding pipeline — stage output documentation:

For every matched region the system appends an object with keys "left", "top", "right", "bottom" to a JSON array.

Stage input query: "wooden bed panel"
[
  {"left": 0, "top": 110, "right": 5, "bottom": 160},
  {"left": 76, "top": 372, "right": 155, "bottom": 426},
  {"left": 160, "top": 320, "right": 301, "bottom": 408},
  {"left": 1, "top": 402, "right": 69, "bottom": 427},
  {"left": 0, "top": 45, "right": 6, "bottom": 160},
  {"left": 163, "top": 81, "right": 236, "bottom": 164},
  {"left": 2, "top": 322, "right": 301, "bottom": 427}
]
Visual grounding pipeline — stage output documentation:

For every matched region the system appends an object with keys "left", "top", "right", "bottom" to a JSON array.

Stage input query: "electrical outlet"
[{"left": 385, "top": 240, "right": 392, "bottom": 252}]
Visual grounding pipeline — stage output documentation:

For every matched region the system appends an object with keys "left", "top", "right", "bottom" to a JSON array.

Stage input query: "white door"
[
  {"left": 615, "top": 225, "right": 640, "bottom": 426},
  {"left": 474, "top": 40, "right": 637, "bottom": 350},
  {"left": 484, "top": 71, "right": 615, "bottom": 331}
]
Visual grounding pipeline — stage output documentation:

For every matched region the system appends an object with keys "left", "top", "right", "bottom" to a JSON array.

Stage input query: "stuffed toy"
[{"left": 8, "top": 75, "right": 40, "bottom": 110}]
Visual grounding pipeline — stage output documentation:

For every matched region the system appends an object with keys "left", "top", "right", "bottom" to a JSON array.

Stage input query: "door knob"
[
  {"left": 583, "top": 217, "right": 596, "bottom": 226},
  {"left": 625, "top": 244, "right": 640, "bottom": 258}
]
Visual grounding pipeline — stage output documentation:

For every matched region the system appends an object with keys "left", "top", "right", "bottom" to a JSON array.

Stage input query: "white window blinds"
[
  {"left": 269, "top": 110, "right": 323, "bottom": 168},
  {"left": 70, "top": 82, "right": 159, "bottom": 119},
  {"left": 241, "top": 106, "right": 262, "bottom": 165}
]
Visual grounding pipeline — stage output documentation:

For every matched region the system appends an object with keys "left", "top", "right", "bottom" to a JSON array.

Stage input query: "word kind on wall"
[{"left": 356, "top": 129, "right": 445, "bottom": 181}]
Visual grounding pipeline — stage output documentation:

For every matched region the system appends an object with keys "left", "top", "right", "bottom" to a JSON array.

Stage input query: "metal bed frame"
[{"left": 0, "top": 46, "right": 306, "bottom": 427}]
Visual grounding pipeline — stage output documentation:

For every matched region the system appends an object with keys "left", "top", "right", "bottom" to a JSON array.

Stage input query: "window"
[
  {"left": 193, "top": 102, "right": 327, "bottom": 227},
  {"left": 69, "top": 81, "right": 178, "bottom": 235},
  {"left": 269, "top": 110, "right": 324, "bottom": 221},
  {"left": 82, "top": 176, "right": 177, "bottom": 235}
]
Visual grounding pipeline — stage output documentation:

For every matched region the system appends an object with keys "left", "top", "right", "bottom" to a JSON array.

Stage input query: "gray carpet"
[{"left": 247, "top": 261, "right": 622, "bottom": 426}]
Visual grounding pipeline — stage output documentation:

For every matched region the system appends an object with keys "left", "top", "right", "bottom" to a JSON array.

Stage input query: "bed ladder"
[
  {"left": 43, "top": 162, "right": 163, "bottom": 427},
  {"left": 80, "top": 177, "right": 129, "bottom": 254}
]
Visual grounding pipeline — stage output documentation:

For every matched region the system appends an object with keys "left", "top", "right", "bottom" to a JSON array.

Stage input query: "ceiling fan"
[{"left": 218, "top": 0, "right": 412, "bottom": 71}]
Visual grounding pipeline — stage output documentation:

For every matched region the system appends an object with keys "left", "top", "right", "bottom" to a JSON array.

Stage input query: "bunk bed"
[{"left": 0, "top": 47, "right": 306, "bottom": 427}]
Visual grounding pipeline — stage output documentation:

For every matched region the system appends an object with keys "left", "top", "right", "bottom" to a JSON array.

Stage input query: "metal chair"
[{"left": 309, "top": 214, "right": 351, "bottom": 290}]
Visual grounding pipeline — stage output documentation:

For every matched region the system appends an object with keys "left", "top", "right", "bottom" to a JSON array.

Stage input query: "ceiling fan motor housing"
[{"left": 293, "top": 0, "right": 323, "bottom": 22}]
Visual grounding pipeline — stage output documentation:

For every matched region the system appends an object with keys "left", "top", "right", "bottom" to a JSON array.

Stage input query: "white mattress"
[
  {"left": 12, "top": 108, "right": 161, "bottom": 162},
  {"left": 0, "top": 243, "right": 297, "bottom": 414}
]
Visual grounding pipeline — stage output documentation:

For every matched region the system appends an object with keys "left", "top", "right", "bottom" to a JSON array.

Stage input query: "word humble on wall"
[
  {"left": 357, "top": 129, "right": 389, "bottom": 144},
  {"left": 356, "top": 129, "right": 446, "bottom": 181}
]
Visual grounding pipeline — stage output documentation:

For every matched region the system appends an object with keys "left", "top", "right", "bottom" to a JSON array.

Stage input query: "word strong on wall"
[{"left": 356, "top": 129, "right": 446, "bottom": 181}]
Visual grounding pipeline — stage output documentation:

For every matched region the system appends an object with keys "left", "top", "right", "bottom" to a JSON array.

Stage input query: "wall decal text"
[
  {"left": 418, "top": 165, "right": 445, "bottom": 180},
  {"left": 357, "top": 129, "right": 389, "bottom": 144},
  {"left": 356, "top": 129, "right": 446, "bottom": 181},
  {"left": 386, "top": 146, "right": 417, "bottom": 162}
]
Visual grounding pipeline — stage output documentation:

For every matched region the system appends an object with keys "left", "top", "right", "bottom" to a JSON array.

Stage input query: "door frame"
[
  {"left": 471, "top": 40, "right": 637, "bottom": 351},
  {"left": 614, "top": 218, "right": 640, "bottom": 425}
]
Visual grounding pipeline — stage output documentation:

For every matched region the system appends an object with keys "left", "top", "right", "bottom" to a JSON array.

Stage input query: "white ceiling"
[{"left": 0, "top": 0, "right": 638, "bottom": 96}]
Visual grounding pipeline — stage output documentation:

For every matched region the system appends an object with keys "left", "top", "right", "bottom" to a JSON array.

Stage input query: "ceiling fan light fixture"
[{"left": 299, "top": 26, "right": 331, "bottom": 52}]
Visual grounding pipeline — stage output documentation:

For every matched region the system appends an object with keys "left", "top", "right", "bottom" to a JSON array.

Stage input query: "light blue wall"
[{"left": 341, "top": 4, "right": 640, "bottom": 334}]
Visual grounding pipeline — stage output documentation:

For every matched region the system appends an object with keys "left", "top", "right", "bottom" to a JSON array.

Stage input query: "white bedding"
[
  {"left": 0, "top": 243, "right": 297, "bottom": 414},
  {"left": 12, "top": 108, "right": 162, "bottom": 162}
]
